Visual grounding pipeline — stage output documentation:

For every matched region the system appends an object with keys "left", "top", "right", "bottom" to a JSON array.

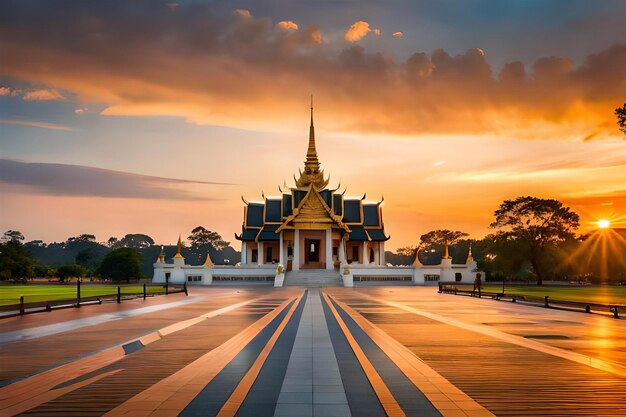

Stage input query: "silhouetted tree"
[
  {"left": 2, "top": 230, "right": 24, "bottom": 243},
  {"left": 188, "top": 226, "right": 229, "bottom": 250},
  {"left": 490, "top": 196, "right": 579, "bottom": 285},
  {"left": 615, "top": 102, "right": 626, "bottom": 134},
  {"left": 114, "top": 234, "right": 155, "bottom": 249},
  {"left": 67, "top": 234, "right": 96, "bottom": 243}
]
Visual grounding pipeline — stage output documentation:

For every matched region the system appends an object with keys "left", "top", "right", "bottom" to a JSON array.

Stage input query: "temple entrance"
[
  {"left": 298, "top": 230, "right": 327, "bottom": 269},
  {"left": 301, "top": 236, "right": 324, "bottom": 269},
  {"left": 304, "top": 238, "right": 320, "bottom": 263}
]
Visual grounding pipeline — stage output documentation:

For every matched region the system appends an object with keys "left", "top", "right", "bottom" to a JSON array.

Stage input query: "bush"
[{"left": 57, "top": 264, "right": 87, "bottom": 282}]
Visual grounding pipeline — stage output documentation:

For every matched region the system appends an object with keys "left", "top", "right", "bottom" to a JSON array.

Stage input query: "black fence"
[
  {"left": 438, "top": 282, "right": 623, "bottom": 319},
  {"left": 0, "top": 282, "right": 188, "bottom": 318}
]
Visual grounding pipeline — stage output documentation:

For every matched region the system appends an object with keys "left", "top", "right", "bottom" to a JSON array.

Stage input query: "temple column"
[
  {"left": 379, "top": 241, "right": 385, "bottom": 265},
  {"left": 338, "top": 236, "right": 346, "bottom": 264},
  {"left": 325, "top": 228, "right": 333, "bottom": 270},
  {"left": 362, "top": 241, "right": 368, "bottom": 265},
  {"left": 279, "top": 232, "right": 285, "bottom": 266},
  {"left": 241, "top": 241, "right": 247, "bottom": 265},
  {"left": 293, "top": 229, "right": 300, "bottom": 271},
  {"left": 257, "top": 242, "right": 264, "bottom": 266}
]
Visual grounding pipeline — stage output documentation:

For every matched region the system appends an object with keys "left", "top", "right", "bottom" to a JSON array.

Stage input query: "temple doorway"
[
  {"left": 304, "top": 238, "right": 320, "bottom": 263},
  {"left": 299, "top": 230, "right": 326, "bottom": 269}
]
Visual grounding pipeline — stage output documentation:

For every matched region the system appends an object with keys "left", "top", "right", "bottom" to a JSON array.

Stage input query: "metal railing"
[
  {"left": 0, "top": 282, "right": 188, "bottom": 318},
  {"left": 438, "top": 282, "right": 623, "bottom": 319}
]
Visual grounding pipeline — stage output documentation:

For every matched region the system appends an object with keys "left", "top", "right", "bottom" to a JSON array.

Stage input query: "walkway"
[
  {"left": 1, "top": 286, "right": 625, "bottom": 416},
  {"left": 274, "top": 288, "right": 349, "bottom": 417}
]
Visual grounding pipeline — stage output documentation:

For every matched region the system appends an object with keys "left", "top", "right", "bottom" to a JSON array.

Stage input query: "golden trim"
[{"left": 277, "top": 185, "right": 350, "bottom": 233}]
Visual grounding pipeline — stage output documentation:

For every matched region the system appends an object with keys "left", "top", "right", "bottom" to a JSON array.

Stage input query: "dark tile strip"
[
  {"left": 321, "top": 293, "right": 386, "bottom": 417},
  {"left": 235, "top": 290, "right": 308, "bottom": 417},
  {"left": 122, "top": 340, "right": 144, "bottom": 355},
  {"left": 330, "top": 298, "right": 442, "bottom": 417},
  {"left": 180, "top": 298, "right": 297, "bottom": 417}
]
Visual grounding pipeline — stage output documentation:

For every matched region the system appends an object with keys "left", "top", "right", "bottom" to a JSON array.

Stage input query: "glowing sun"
[{"left": 597, "top": 219, "right": 611, "bottom": 229}]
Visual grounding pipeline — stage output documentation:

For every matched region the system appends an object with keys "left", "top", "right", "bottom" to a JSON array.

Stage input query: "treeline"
[
  {"left": 386, "top": 196, "right": 626, "bottom": 285},
  {"left": 0, "top": 227, "right": 240, "bottom": 282}
]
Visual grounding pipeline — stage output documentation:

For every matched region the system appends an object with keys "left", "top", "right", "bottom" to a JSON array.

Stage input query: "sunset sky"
[{"left": 1, "top": 0, "right": 626, "bottom": 250}]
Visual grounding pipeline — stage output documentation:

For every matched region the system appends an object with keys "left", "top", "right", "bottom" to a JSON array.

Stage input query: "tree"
[
  {"left": 67, "top": 234, "right": 96, "bottom": 243},
  {"left": 188, "top": 226, "right": 229, "bottom": 250},
  {"left": 56, "top": 264, "right": 86, "bottom": 282},
  {"left": 616, "top": 102, "right": 626, "bottom": 134},
  {"left": 2, "top": 230, "right": 25, "bottom": 243},
  {"left": 34, "top": 263, "right": 56, "bottom": 278},
  {"left": 396, "top": 246, "right": 417, "bottom": 257},
  {"left": 490, "top": 196, "right": 579, "bottom": 285},
  {"left": 107, "top": 237, "right": 119, "bottom": 247},
  {"left": 115, "top": 234, "right": 155, "bottom": 249},
  {"left": 419, "top": 229, "right": 469, "bottom": 248},
  {"left": 418, "top": 229, "right": 469, "bottom": 264},
  {"left": 0, "top": 240, "right": 35, "bottom": 281},
  {"left": 98, "top": 248, "right": 143, "bottom": 282}
]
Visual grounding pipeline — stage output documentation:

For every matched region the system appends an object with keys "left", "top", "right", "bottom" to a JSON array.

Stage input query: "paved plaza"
[{"left": 1, "top": 286, "right": 626, "bottom": 416}]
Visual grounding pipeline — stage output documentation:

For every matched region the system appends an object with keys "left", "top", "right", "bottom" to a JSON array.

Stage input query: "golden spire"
[
  {"left": 466, "top": 243, "right": 474, "bottom": 264},
  {"left": 295, "top": 96, "right": 329, "bottom": 190},
  {"left": 156, "top": 245, "right": 165, "bottom": 263},
  {"left": 173, "top": 235, "right": 184, "bottom": 258},
  {"left": 203, "top": 251, "right": 214, "bottom": 267},
  {"left": 305, "top": 95, "right": 320, "bottom": 172}
]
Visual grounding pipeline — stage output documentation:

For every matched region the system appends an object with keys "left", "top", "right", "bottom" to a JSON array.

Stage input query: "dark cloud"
[
  {"left": 1, "top": 1, "right": 625, "bottom": 138},
  {"left": 0, "top": 159, "right": 232, "bottom": 200}
]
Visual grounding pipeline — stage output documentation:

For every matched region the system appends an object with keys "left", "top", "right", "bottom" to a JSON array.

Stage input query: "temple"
[
  {"left": 153, "top": 102, "right": 482, "bottom": 287},
  {"left": 235, "top": 101, "right": 389, "bottom": 271}
]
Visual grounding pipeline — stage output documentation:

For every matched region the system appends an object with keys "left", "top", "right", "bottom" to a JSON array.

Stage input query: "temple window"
[{"left": 352, "top": 246, "right": 359, "bottom": 261}]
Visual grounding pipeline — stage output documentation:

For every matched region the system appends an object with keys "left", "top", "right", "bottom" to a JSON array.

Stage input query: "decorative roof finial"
[
  {"left": 204, "top": 251, "right": 214, "bottom": 267},
  {"left": 156, "top": 245, "right": 165, "bottom": 263},
  {"left": 306, "top": 95, "right": 319, "bottom": 172},
  {"left": 466, "top": 243, "right": 474, "bottom": 264},
  {"left": 173, "top": 235, "right": 184, "bottom": 258},
  {"left": 295, "top": 97, "right": 329, "bottom": 190}
]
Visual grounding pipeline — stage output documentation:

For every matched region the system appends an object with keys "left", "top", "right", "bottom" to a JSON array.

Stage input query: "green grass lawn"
[
  {"left": 471, "top": 284, "right": 626, "bottom": 305},
  {"left": 0, "top": 284, "right": 169, "bottom": 306}
]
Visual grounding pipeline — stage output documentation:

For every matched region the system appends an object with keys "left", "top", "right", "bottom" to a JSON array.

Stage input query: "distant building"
[{"left": 153, "top": 103, "right": 482, "bottom": 286}]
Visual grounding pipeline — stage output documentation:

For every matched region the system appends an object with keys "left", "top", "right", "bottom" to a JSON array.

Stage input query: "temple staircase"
[{"left": 285, "top": 269, "right": 343, "bottom": 287}]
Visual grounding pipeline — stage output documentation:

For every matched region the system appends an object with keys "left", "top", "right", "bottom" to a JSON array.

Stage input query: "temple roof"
[{"left": 236, "top": 187, "right": 388, "bottom": 241}]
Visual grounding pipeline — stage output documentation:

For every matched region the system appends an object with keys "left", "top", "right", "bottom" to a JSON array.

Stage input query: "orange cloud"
[
  {"left": 0, "top": 86, "right": 20, "bottom": 96},
  {"left": 277, "top": 21, "right": 298, "bottom": 31},
  {"left": 22, "top": 89, "right": 65, "bottom": 101},
  {"left": 1, "top": 5, "right": 626, "bottom": 140},
  {"left": 345, "top": 21, "right": 371, "bottom": 42},
  {"left": 392, "top": 31, "right": 403, "bottom": 38},
  {"left": 373, "top": 28, "right": 381, "bottom": 36}
]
